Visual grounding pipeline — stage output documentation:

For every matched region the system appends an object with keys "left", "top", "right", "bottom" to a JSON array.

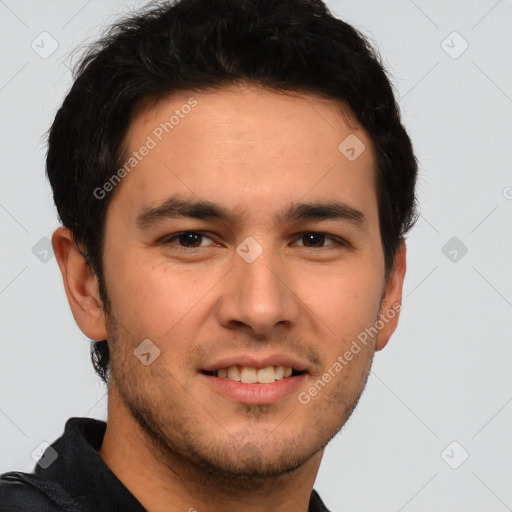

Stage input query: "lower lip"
[{"left": 200, "top": 373, "right": 307, "bottom": 405}]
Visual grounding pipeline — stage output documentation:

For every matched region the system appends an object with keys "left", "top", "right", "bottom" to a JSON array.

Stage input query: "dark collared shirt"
[{"left": 0, "top": 417, "right": 331, "bottom": 511}]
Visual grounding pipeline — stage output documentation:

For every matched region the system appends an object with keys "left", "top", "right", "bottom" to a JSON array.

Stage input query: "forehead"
[{"left": 111, "top": 85, "right": 377, "bottom": 224}]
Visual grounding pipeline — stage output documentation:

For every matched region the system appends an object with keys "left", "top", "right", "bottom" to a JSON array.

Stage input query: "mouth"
[{"left": 201, "top": 365, "right": 307, "bottom": 384}]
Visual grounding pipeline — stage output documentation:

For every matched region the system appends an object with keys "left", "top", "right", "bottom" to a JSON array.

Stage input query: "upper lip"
[{"left": 200, "top": 353, "right": 310, "bottom": 373}]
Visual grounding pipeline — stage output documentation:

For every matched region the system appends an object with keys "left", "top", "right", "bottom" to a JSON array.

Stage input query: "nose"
[{"left": 216, "top": 249, "right": 300, "bottom": 337}]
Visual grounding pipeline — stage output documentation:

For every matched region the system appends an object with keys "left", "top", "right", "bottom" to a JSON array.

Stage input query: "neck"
[{"left": 97, "top": 384, "right": 323, "bottom": 512}]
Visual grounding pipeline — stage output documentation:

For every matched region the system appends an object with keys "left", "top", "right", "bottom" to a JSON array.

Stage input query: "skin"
[{"left": 53, "top": 85, "right": 406, "bottom": 512}]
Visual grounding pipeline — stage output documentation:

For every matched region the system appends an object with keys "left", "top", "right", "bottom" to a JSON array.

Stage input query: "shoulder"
[
  {"left": 0, "top": 471, "right": 58, "bottom": 511},
  {"left": 0, "top": 471, "right": 81, "bottom": 512}
]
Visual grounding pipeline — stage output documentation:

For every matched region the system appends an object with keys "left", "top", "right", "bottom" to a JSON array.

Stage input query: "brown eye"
[
  {"left": 295, "top": 232, "right": 341, "bottom": 248},
  {"left": 176, "top": 232, "right": 203, "bottom": 247},
  {"left": 301, "top": 232, "right": 327, "bottom": 247},
  {"left": 164, "top": 231, "right": 214, "bottom": 248}
]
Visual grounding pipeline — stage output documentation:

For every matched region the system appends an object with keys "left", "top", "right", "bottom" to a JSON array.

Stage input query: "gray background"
[{"left": 1, "top": 1, "right": 511, "bottom": 510}]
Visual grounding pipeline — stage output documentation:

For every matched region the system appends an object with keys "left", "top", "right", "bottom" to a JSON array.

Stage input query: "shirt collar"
[{"left": 32, "top": 416, "right": 329, "bottom": 511}]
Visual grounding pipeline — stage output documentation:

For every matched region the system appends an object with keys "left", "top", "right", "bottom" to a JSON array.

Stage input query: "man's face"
[{"left": 100, "top": 85, "right": 399, "bottom": 479}]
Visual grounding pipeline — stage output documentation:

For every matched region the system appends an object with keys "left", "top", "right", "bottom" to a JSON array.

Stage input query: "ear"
[
  {"left": 52, "top": 226, "right": 107, "bottom": 341},
  {"left": 375, "top": 240, "right": 407, "bottom": 351}
]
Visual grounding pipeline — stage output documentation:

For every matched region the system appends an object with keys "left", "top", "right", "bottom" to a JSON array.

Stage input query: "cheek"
[
  {"left": 105, "top": 251, "right": 219, "bottom": 340},
  {"left": 295, "top": 265, "right": 382, "bottom": 342}
]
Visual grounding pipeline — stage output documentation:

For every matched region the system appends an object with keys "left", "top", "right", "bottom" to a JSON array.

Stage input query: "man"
[{"left": 0, "top": 0, "right": 418, "bottom": 510}]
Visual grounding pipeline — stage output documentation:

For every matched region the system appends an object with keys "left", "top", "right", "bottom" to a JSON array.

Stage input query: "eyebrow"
[{"left": 136, "top": 194, "right": 368, "bottom": 230}]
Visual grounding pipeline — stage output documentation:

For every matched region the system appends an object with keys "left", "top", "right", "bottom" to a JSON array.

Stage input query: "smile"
[{"left": 202, "top": 365, "right": 305, "bottom": 384}]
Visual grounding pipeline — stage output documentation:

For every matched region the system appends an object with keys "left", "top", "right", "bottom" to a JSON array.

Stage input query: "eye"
[
  {"left": 160, "top": 230, "right": 348, "bottom": 251},
  {"left": 293, "top": 232, "right": 347, "bottom": 248},
  {"left": 162, "top": 231, "right": 215, "bottom": 249}
]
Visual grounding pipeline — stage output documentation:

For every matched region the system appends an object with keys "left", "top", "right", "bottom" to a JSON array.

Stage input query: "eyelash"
[{"left": 161, "top": 231, "right": 349, "bottom": 251}]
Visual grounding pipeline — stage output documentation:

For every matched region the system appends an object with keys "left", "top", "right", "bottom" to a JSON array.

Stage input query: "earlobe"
[
  {"left": 375, "top": 240, "right": 407, "bottom": 351},
  {"left": 52, "top": 226, "right": 108, "bottom": 341}
]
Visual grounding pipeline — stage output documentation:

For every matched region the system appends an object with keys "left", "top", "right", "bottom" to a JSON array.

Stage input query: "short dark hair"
[{"left": 46, "top": 0, "right": 419, "bottom": 385}]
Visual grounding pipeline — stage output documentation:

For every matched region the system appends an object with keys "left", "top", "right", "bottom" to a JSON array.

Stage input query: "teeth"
[
  {"left": 257, "top": 366, "right": 275, "bottom": 384},
  {"left": 240, "top": 367, "right": 257, "bottom": 383},
  {"left": 213, "top": 365, "right": 297, "bottom": 383},
  {"left": 227, "top": 366, "right": 241, "bottom": 381}
]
